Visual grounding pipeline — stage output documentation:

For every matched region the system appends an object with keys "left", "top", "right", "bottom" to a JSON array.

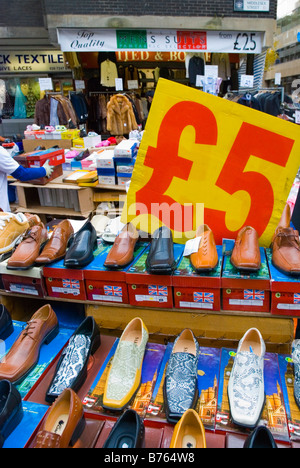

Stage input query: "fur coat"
[{"left": 106, "top": 94, "right": 138, "bottom": 135}]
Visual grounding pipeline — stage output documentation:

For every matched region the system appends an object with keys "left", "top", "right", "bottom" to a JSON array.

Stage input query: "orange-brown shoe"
[
  {"left": 0, "top": 304, "right": 58, "bottom": 384},
  {"left": 190, "top": 225, "right": 218, "bottom": 272},
  {"left": 170, "top": 409, "right": 206, "bottom": 448},
  {"left": 34, "top": 389, "right": 85, "bottom": 448},
  {"left": 230, "top": 226, "right": 261, "bottom": 271}
]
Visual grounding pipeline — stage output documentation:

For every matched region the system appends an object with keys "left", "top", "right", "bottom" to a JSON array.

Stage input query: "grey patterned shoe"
[
  {"left": 292, "top": 340, "right": 300, "bottom": 409},
  {"left": 164, "top": 329, "right": 200, "bottom": 424},
  {"left": 228, "top": 328, "right": 266, "bottom": 428}
]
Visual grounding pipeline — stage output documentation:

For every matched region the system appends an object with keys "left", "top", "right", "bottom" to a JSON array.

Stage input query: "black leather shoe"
[
  {"left": 45, "top": 316, "right": 101, "bottom": 403},
  {"left": 0, "top": 305, "right": 13, "bottom": 341},
  {"left": 102, "top": 409, "right": 144, "bottom": 448},
  {"left": 244, "top": 426, "right": 277, "bottom": 448},
  {"left": 0, "top": 380, "right": 23, "bottom": 448},
  {"left": 64, "top": 221, "right": 97, "bottom": 268},
  {"left": 146, "top": 226, "right": 176, "bottom": 274}
]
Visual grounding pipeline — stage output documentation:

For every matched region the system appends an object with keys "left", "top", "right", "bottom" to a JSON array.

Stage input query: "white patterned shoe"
[{"left": 228, "top": 328, "right": 266, "bottom": 428}]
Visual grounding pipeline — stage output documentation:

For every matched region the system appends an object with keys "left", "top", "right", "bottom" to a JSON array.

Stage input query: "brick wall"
[
  {"left": 43, "top": 0, "right": 277, "bottom": 19},
  {"left": 0, "top": 0, "right": 45, "bottom": 27}
]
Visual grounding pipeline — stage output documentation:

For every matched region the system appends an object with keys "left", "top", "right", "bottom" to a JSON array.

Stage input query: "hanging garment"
[
  {"left": 211, "top": 54, "right": 231, "bottom": 80},
  {"left": 34, "top": 96, "right": 67, "bottom": 127},
  {"left": 188, "top": 56, "right": 205, "bottom": 85},
  {"left": 106, "top": 94, "right": 138, "bottom": 135},
  {"left": 52, "top": 95, "right": 78, "bottom": 126},
  {"left": 100, "top": 60, "right": 118, "bottom": 88},
  {"left": 50, "top": 97, "right": 60, "bottom": 127},
  {"left": 13, "top": 85, "right": 27, "bottom": 119},
  {"left": 70, "top": 93, "right": 89, "bottom": 124}
]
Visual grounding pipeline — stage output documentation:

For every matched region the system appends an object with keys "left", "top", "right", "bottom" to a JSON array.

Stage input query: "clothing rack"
[{"left": 229, "top": 87, "right": 285, "bottom": 103}]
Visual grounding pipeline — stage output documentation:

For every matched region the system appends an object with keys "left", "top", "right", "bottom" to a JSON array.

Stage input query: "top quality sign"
[{"left": 57, "top": 28, "right": 263, "bottom": 54}]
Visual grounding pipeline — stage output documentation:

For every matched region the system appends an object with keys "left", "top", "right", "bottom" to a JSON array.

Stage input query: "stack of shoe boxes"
[
  {"left": 113, "top": 139, "right": 138, "bottom": 187},
  {"left": 96, "top": 149, "right": 116, "bottom": 185}
]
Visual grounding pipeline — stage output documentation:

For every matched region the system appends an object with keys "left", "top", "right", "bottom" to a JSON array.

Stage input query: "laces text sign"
[{"left": 123, "top": 78, "right": 300, "bottom": 246}]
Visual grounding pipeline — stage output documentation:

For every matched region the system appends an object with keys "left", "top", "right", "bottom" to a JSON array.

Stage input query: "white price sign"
[{"left": 39, "top": 77, "right": 53, "bottom": 91}]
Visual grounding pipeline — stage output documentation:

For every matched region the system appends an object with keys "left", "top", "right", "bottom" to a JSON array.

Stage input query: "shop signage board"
[
  {"left": 0, "top": 51, "right": 67, "bottom": 74},
  {"left": 123, "top": 78, "right": 300, "bottom": 247},
  {"left": 234, "top": 0, "right": 270, "bottom": 11},
  {"left": 57, "top": 28, "right": 263, "bottom": 54}
]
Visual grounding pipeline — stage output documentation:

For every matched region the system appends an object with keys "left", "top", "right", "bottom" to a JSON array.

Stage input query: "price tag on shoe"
[{"left": 183, "top": 236, "right": 202, "bottom": 257}]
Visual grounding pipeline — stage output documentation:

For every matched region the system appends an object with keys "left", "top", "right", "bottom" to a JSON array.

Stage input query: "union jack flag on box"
[
  {"left": 104, "top": 285, "right": 123, "bottom": 297},
  {"left": 294, "top": 293, "right": 300, "bottom": 304},
  {"left": 148, "top": 285, "right": 168, "bottom": 296},
  {"left": 193, "top": 292, "right": 214, "bottom": 303},
  {"left": 244, "top": 289, "right": 265, "bottom": 300},
  {"left": 62, "top": 279, "right": 80, "bottom": 289}
]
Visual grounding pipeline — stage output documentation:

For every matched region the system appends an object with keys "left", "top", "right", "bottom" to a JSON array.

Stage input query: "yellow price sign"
[{"left": 124, "top": 78, "right": 300, "bottom": 246}]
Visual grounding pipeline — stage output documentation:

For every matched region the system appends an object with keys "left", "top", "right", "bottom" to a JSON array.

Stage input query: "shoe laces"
[
  {"left": 21, "top": 320, "right": 38, "bottom": 341},
  {"left": 275, "top": 230, "right": 300, "bottom": 251},
  {"left": 0, "top": 214, "right": 13, "bottom": 230}
]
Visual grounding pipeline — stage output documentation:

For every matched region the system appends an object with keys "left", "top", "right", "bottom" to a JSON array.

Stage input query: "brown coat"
[{"left": 106, "top": 94, "right": 138, "bottom": 135}]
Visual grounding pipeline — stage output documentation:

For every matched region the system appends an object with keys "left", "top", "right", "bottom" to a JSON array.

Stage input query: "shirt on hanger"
[{"left": 100, "top": 60, "right": 118, "bottom": 88}]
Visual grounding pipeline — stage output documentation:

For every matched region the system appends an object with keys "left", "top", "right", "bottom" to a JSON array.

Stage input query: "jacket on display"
[
  {"left": 70, "top": 93, "right": 89, "bottom": 124},
  {"left": 188, "top": 56, "right": 205, "bottom": 85},
  {"left": 106, "top": 94, "right": 138, "bottom": 135}
]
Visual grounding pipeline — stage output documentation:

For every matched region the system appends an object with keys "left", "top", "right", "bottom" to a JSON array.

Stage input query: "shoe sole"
[
  {"left": 0, "top": 234, "right": 23, "bottom": 255},
  {"left": 12, "top": 324, "right": 59, "bottom": 386}
]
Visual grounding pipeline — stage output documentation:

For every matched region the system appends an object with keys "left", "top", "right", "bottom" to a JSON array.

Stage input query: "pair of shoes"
[
  {"left": 102, "top": 317, "right": 149, "bottom": 411},
  {"left": 104, "top": 223, "right": 139, "bottom": 269},
  {"left": 146, "top": 226, "right": 176, "bottom": 274},
  {"left": 34, "top": 388, "right": 85, "bottom": 448},
  {"left": 0, "top": 380, "right": 23, "bottom": 448},
  {"left": 0, "top": 304, "right": 59, "bottom": 385},
  {"left": 64, "top": 220, "right": 97, "bottom": 268},
  {"left": 0, "top": 212, "right": 30, "bottom": 255},
  {"left": 189, "top": 224, "right": 218, "bottom": 272},
  {"left": 164, "top": 329, "right": 199, "bottom": 423},
  {"left": 228, "top": 328, "right": 265, "bottom": 428},
  {"left": 170, "top": 409, "right": 206, "bottom": 448},
  {"left": 103, "top": 409, "right": 144, "bottom": 448},
  {"left": 0, "top": 305, "right": 13, "bottom": 341},
  {"left": 230, "top": 226, "right": 261, "bottom": 271},
  {"left": 243, "top": 425, "right": 277, "bottom": 448},
  {"left": 271, "top": 204, "right": 300, "bottom": 275},
  {"left": 45, "top": 316, "right": 101, "bottom": 403}
]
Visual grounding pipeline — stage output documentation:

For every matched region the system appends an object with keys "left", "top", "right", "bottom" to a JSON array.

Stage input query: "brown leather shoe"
[
  {"left": 104, "top": 222, "right": 139, "bottom": 268},
  {"left": 272, "top": 227, "right": 300, "bottom": 275},
  {"left": 230, "top": 226, "right": 261, "bottom": 271},
  {"left": 34, "top": 388, "right": 84, "bottom": 448},
  {"left": 35, "top": 219, "right": 74, "bottom": 264},
  {"left": 0, "top": 304, "right": 58, "bottom": 384},
  {"left": 7, "top": 224, "right": 48, "bottom": 270},
  {"left": 190, "top": 224, "right": 218, "bottom": 271}
]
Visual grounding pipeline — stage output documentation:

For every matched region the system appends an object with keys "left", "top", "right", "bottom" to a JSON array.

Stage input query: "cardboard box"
[
  {"left": 221, "top": 240, "right": 271, "bottom": 312},
  {"left": 126, "top": 243, "right": 184, "bottom": 309},
  {"left": 22, "top": 139, "right": 72, "bottom": 153},
  {"left": 114, "top": 139, "right": 138, "bottom": 158},
  {"left": 266, "top": 248, "right": 300, "bottom": 317},
  {"left": 83, "top": 241, "right": 148, "bottom": 304},
  {"left": 0, "top": 260, "right": 46, "bottom": 297},
  {"left": 61, "top": 129, "right": 80, "bottom": 140},
  {"left": 96, "top": 150, "right": 115, "bottom": 169},
  {"left": 172, "top": 245, "right": 222, "bottom": 311}
]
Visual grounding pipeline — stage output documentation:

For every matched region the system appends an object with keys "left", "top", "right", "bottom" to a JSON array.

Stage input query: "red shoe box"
[
  {"left": 43, "top": 260, "right": 87, "bottom": 301},
  {"left": 26, "top": 148, "right": 65, "bottom": 185},
  {"left": 126, "top": 244, "right": 184, "bottom": 309},
  {"left": 266, "top": 248, "right": 300, "bottom": 317},
  {"left": 172, "top": 245, "right": 222, "bottom": 311},
  {"left": 221, "top": 240, "right": 271, "bottom": 312},
  {"left": 0, "top": 260, "right": 46, "bottom": 297},
  {"left": 83, "top": 242, "right": 148, "bottom": 305}
]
